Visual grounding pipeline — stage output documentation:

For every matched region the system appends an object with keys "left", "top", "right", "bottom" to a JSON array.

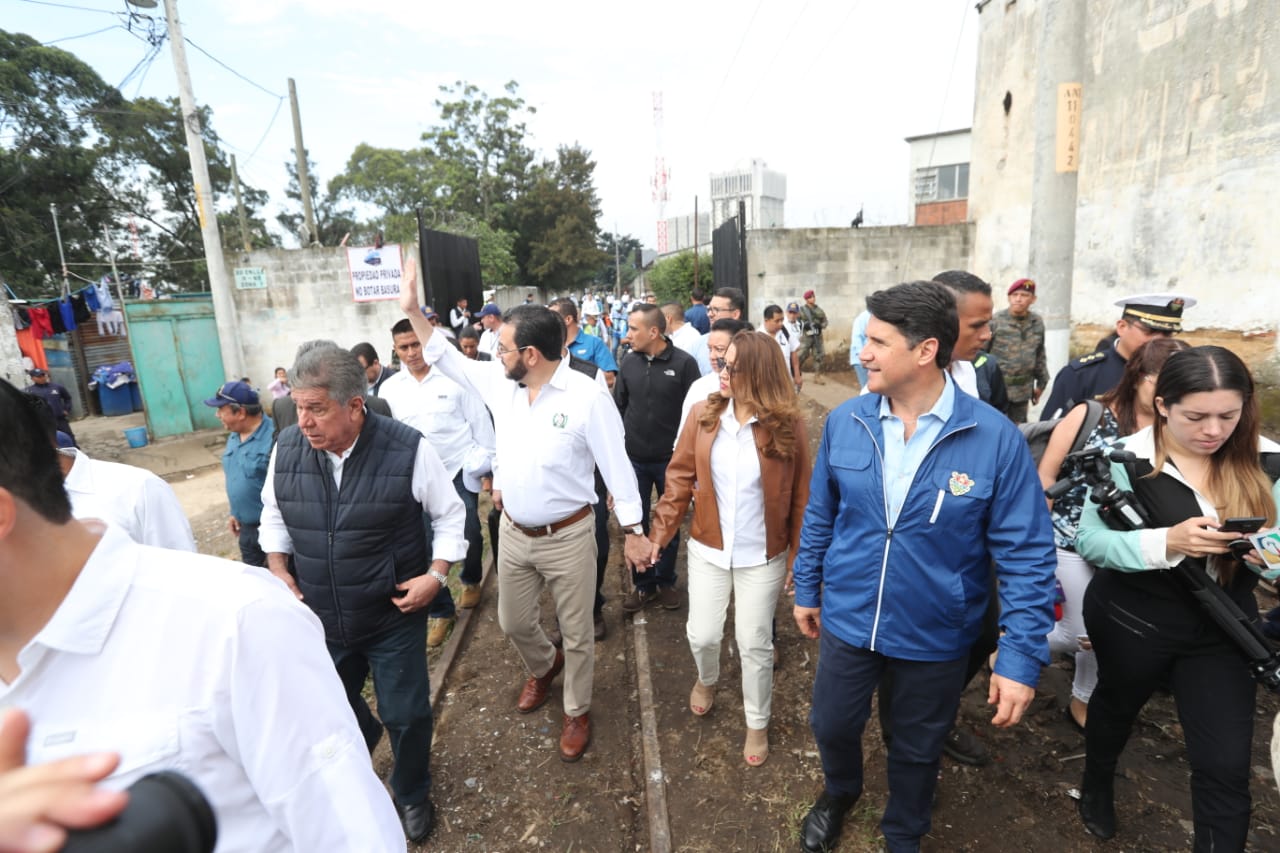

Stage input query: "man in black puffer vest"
[{"left": 259, "top": 340, "right": 466, "bottom": 844}]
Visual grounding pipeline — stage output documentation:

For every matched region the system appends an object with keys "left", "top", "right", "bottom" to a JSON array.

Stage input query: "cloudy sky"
[{"left": 8, "top": 0, "right": 979, "bottom": 247}]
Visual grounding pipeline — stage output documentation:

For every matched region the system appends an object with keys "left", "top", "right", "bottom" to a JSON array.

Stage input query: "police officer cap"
[{"left": 1114, "top": 292, "right": 1197, "bottom": 333}]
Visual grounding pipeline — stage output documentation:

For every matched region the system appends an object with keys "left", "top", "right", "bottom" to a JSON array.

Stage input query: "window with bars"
[{"left": 914, "top": 163, "right": 969, "bottom": 203}]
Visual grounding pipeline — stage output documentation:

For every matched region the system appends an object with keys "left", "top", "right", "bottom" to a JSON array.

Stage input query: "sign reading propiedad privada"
[{"left": 346, "top": 244, "right": 404, "bottom": 302}]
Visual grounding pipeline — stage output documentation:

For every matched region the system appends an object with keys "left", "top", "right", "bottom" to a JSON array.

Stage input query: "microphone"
[{"left": 62, "top": 771, "right": 217, "bottom": 853}]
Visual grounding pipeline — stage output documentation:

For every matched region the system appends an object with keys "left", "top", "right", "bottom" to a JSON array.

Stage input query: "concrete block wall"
[
  {"left": 226, "top": 247, "right": 409, "bottom": 392},
  {"left": 746, "top": 223, "right": 974, "bottom": 351}
]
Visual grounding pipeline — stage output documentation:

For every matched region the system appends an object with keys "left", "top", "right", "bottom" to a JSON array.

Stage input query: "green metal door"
[{"left": 125, "top": 296, "right": 226, "bottom": 438}]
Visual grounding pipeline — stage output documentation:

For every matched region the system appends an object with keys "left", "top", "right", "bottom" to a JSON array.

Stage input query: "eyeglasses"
[
  {"left": 714, "top": 357, "right": 740, "bottom": 376},
  {"left": 495, "top": 344, "right": 532, "bottom": 358},
  {"left": 707, "top": 306, "right": 725, "bottom": 316}
]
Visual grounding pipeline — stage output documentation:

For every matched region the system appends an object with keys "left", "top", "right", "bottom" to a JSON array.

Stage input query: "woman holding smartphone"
[
  {"left": 1038, "top": 338, "right": 1189, "bottom": 731},
  {"left": 642, "top": 331, "right": 810, "bottom": 767},
  {"left": 1073, "top": 346, "right": 1280, "bottom": 848}
]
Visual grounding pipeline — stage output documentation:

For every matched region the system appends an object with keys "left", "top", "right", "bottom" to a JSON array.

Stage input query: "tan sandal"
[
  {"left": 744, "top": 726, "right": 769, "bottom": 766},
  {"left": 689, "top": 681, "right": 715, "bottom": 716}
]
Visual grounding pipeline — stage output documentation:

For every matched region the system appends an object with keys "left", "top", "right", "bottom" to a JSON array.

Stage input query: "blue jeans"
[
  {"left": 237, "top": 522, "right": 266, "bottom": 568},
  {"left": 328, "top": 613, "right": 433, "bottom": 805},
  {"left": 810, "top": 631, "right": 967, "bottom": 851},
  {"left": 424, "top": 471, "right": 483, "bottom": 619},
  {"left": 630, "top": 459, "right": 678, "bottom": 591}
]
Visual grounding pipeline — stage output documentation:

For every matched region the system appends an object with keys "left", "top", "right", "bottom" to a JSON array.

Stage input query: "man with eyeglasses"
[
  {"left": 399, "top": 259, "right": 646, "bottom": 764},
  {"left": 692, "top": 287, "right": 746, "bottom": 375},
  {"left": 1038, "top": 293, "right": 1195, "bottom": 420}
]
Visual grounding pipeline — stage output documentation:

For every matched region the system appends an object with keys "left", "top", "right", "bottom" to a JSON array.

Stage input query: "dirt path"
[{"left": 76, "top": 379, "right": 1280, "bottom": 851}]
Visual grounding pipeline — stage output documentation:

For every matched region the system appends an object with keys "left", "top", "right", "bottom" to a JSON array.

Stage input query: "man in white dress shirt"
[
  {"left": 0, "top": 379, "right": 406, "bottom": 852},
  {"left": 258, "top": 341, "right": 466, "bottom": 843},
  {"left": 381, "top": 317, "right": 497, "bottom": 645},
  {"left": 661, "top": 301, "right": 702, "bottom": 355},
  {"left": 399, "top": 259, "right": 647, "bottom": 763},
  {"left": 27, "top": 394, "right": 196, "bottom": 552},
  {"left": 476, "top": 303, "right": 504, "bottom": 357}
]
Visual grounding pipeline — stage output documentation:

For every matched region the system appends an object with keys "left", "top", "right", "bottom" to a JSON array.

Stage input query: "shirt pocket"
[
  {"left": 829, "top": 448, "right": 876, "bottom": 512},
  {"left": 28, "top": 711, "right": 182, "bottom": 788},
  {"left": 925, "top": 469, "right": 994, "bottom": 525}
]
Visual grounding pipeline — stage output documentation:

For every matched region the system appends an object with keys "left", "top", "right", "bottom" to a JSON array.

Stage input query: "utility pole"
[
  {"left": 135, "top": 0, "right": 244, "bottom": 379},
  {"left": 230, "top": 154, "right": 251, "bottom": 252},
  {"left": 693, "top": 197, "right": 699, "bottom": 290},
  {"left": 289, "top": 78, "right": 317, "bottom": 247},
  {"left": 101, "top": 225, "right": 133, "bottom": 340}
]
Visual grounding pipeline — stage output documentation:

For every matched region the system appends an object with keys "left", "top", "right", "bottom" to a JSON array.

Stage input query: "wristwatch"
[
  {"left": 625, "top": 524, "right": 645, "bottom": 536},
  {"left": 428, "top": 569, "right": 449, "bottom": 586}
]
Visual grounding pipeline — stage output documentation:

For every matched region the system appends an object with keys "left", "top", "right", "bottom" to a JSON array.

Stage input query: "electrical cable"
[
  {"left": 42, "top": 24, "right": 123, "bottom": 46},
  {"left": 708, "top": 0, "right": 768, "bottom": 119},
  {"left": 15, "top": 0, "right": 118, "bottom": 13},
  {"left": 182, "top": 37, "right": 283, "bottom": 99}
]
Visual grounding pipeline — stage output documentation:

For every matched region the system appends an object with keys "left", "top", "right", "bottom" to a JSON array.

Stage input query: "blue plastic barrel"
[
  {"left": 129, "top": 382, "right": 143, "bottom": 411},
  {"left": 98, "top": 384, "right": 132, "bottom": 417}
]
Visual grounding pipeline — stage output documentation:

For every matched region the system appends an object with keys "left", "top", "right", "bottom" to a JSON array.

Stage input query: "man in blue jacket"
[{"left": 792, "top": 280, "right": 1055, "bottom": 853}]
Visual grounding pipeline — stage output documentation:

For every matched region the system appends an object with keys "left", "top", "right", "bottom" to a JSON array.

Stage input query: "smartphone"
[{"left": 1221, "top": 516, "right": 1267, "bottom": 534}]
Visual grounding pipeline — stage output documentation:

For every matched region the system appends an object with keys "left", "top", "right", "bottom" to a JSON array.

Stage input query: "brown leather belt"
[{"left": 505, "top": 505, "right": 592, "bottom": 538}]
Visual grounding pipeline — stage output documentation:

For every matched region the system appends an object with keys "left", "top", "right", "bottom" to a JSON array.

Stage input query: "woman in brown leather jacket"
[{"left": 644, "top": 331, "right": 811, "bottom": 766}]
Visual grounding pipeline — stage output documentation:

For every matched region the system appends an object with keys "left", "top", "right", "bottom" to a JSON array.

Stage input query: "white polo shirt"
[
  {"left": 2, "top": 523, "right": 406, "bottom": 852},
  {"left": 378, "top": 367, "right": 496, "bottom": 479},
  {"left": 687, "top": 400, "right": 768, "bottom": 569},
  {"left": 422, "top": 332, "right": 643, "bottom": 528},
  {"left": 60, "top": 449, "right": 196, "bottom": 552}
]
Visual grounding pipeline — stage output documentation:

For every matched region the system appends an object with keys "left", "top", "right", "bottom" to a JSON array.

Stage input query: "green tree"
[
  {"left": 647, "top": 251, "right": 712, "bottom": 307},
  {"left": 0, "top": 30, "right": 122, "bottom": 297},
  {"left": 100, "top": 96, "right": 275, "bottom": 290},
  {"left": 511, "top": 145, "right": 606, "bottom": 292},
  {"left": 276, "top": 152, "right": 360, "bottom": 247},
  {"left": 593, "top": 231, "right": 643, "bottom": 291},
  {"left": 422, "top": 80, "right": 536, "bottom": 226},
  {"left": 329, "top": 143, "right": 441, "bottom": 244}
]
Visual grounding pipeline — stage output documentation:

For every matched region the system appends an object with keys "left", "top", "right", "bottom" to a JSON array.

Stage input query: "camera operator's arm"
[
  {"left": 0, "top": 709, "right": 127, "bottom": 853},
  {"left": 1037, "top": 402, "right": 1092, "bottom": 501}
]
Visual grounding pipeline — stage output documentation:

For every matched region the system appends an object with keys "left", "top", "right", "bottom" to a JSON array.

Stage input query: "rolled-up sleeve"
[
  {"left": 224, "top": 592, "right": 405, "bottom": 850},
  {"left": 413, "top": 437, "right": 468, "bottom": 563},
  {"left": 257, "top": 448, "right": 293, "bottom": 555}
]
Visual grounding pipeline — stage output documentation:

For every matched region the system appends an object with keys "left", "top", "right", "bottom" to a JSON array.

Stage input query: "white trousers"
[
  {"left": 1045, "top": 547, "right": 1098, "bottom": 703},
  {"left": 685, "top": 548, "right": 787, "bottom": 729}
]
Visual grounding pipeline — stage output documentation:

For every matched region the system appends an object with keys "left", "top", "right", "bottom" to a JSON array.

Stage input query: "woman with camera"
[
  {"left": 1039, "top": 338, "right": 1189, "bottom": 732},
  {"left": 1073, "top": 345, "right": 1280, "bottom": 849},
  {"left": 642, "top": 331, "right": 810, "bottom": 767}
]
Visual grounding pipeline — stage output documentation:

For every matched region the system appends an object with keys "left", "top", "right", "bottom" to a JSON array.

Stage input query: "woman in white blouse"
[{"left": 644, "top": 331, "right": 811, "bottom": 766}]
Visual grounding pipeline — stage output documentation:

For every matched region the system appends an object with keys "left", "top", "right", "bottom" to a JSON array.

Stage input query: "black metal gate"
[{"left": 712, "top": 200, "right": 748, "bottom": 303}]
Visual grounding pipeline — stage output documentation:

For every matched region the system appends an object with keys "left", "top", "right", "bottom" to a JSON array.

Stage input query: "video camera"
[{"left": 1049, "top": 446, "right": 1280, "bottom": 693}]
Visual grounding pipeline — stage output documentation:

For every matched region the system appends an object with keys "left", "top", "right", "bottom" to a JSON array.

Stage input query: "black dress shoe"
[
  {"left": 801, "top": 791, "right": 856, "bottom": 853},
  {"left": 398, "top": 798, "right": 435, "bottom": 843},
  {"left": 1077, "top": 786, "right": 1116, "bottom": 840}
]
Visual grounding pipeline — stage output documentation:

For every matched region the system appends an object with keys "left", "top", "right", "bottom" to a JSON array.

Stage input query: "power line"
[
  {"left": 708, "top": 0, "right": 768, "bottom": 118},
  {"left": 183, "top": 37, "right": 283, "bottom": 99},
  {"left": 16, "top": 0, "right": 119, "bottom": 14},
  {"left": 42, "top": 24, "right": 123, "bottom": 46}
]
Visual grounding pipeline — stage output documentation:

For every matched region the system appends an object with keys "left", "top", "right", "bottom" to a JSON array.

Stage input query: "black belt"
[{"left": 504, "top": 505, "right": 592, "bottom": 538}]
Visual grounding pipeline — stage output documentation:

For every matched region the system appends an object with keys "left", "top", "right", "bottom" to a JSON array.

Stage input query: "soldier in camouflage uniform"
[
  {"left": 986, "top": 278, "right": 1049, "bottom": 423},
  {"left": 797, "top": 289, "right": 829, "bottom": 383}
]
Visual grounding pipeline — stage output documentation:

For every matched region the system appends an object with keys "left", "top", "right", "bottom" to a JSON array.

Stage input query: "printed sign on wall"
[
  {"left": 1056, "top": 83, "right": 1083, "bottom": 173},
  {"left": 347, "top": 245, "right": 404, "bottom": 302}
]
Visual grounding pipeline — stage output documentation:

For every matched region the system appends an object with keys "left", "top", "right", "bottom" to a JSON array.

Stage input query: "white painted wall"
[{"left": 225, "top": 247, "right": 409, "bottom": 393}]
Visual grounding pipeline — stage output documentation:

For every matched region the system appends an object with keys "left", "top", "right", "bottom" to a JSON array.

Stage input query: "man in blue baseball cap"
[
  {"left": 476, "top": 304, "right": 504, "bottom": 358},
  {"left": 205, "top": 381, "right": 273, "bottom": 567}
]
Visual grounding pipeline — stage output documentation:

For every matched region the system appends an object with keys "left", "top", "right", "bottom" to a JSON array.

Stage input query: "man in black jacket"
[
  {"left": 615, "top": 303, "right": 701, "bottom": 611},
  {"left": 258, "top": 340, "right": 465, "bottom": 844}
]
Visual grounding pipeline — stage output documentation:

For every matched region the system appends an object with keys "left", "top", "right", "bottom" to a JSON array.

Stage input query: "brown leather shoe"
[
  {"left": 559, "top": 712, "right": 591, "bottom": 762},
  {"left": 516, "top": 648, "right": 564, "bottom": 714}
]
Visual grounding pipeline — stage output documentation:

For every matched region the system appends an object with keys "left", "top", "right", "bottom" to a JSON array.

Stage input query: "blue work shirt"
[
  {"left": 568, "top": 329, "right": 618, "bottom": 373},
  {"left": 685, "top": 303, "right": 710, "bottom": 335},
  {"left": 223, "top": 416, "right": 273, "bottom": 525},
  {"left": 879, "top": 374, "right": 955, "bottom": 527}
]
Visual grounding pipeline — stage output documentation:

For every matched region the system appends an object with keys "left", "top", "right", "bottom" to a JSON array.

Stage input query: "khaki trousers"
[{"left": 497, "top": 511, "right": 597, "bottom": 717}]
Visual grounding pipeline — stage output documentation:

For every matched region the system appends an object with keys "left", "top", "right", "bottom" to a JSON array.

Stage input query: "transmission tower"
[{"left": 651, "top": 91, "right": 670, "bottom": 253}]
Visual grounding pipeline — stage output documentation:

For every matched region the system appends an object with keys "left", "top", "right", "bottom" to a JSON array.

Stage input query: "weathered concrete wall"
[
  {"left": 746, "top": 223, "right": 974, "bottom": 350},
  {"left": 225, "top": 247, "right": 408, "bottom": 392},
  {"left": 972, "top": 0, "right": 1280, "bottom": 333},
  {"left": 969, "top": 0, "right": 1038, "bottom": 298},
  {"left": 1072, "top": 0, "right": 1279, "bottom": 332}
]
